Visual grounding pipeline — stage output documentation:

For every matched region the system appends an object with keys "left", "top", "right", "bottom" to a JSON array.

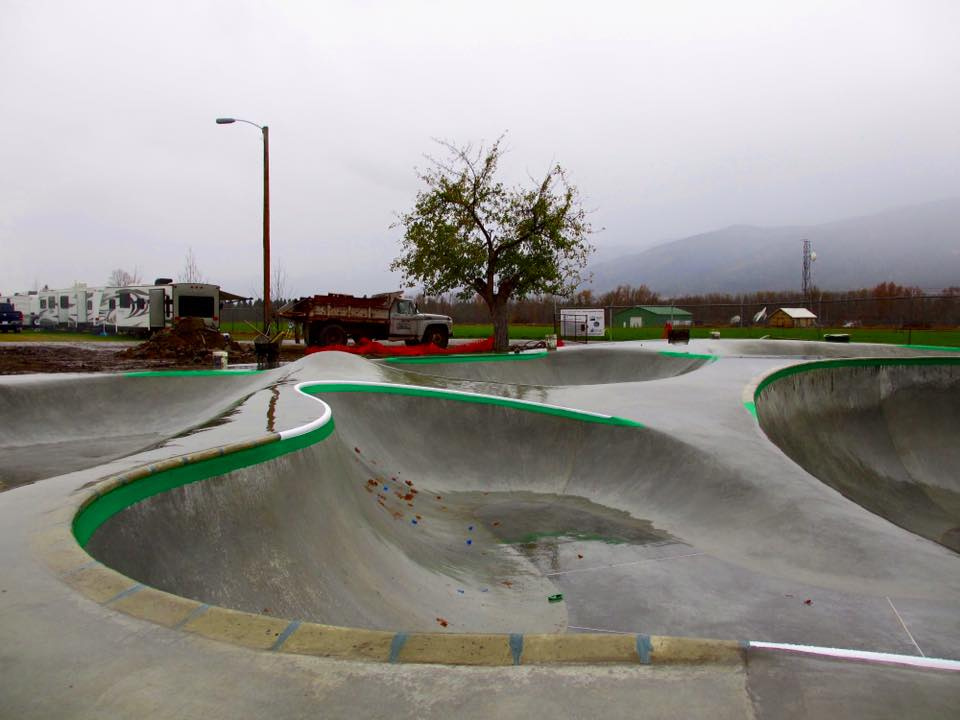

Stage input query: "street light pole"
[
  {"left": 261, "top": 125, "right": 270, "bottom": 335},
  {"left": 216, "top": 117, "right": 271, "bottom": 334}
]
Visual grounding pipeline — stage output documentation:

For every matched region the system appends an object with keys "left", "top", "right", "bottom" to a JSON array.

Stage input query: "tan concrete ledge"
[{"left": 33, "top": 441, "right": 749, "bottom": 669}]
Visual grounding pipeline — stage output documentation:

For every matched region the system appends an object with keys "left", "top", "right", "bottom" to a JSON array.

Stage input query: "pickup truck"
[
  {"left": 277, "top": 292, "right": 453, "bottom": 348},
  {"left": 0, "top": 302, "right": 23, "bottom": 333}
]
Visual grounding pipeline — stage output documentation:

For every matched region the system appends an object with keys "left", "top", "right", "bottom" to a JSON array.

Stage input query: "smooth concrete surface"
[
  {"left": 756, "top": 360, "right": 960, "bottom": 551},
  {"left": 2, "top": 339, "right": 959, "bottom": 718},
  {"left": 377, "top": 345, "right": 711, "bottom": 385},
  {"left": 0, "top": 371, "right": 275, "bottom": 490}
]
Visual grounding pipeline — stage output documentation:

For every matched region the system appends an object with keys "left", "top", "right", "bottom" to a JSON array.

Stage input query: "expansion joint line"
[{"left": 886, "top": 596, "right": 925, "bottom": 657}]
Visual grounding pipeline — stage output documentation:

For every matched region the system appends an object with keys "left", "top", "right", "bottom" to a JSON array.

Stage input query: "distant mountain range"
[{"left": 588, "top": 197, "right": 960, "bottom": 295}]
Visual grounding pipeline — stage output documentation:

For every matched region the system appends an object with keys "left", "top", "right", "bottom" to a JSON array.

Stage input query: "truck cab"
[{"left": 389, "top": 298, "right": 451, "bottom": 346}]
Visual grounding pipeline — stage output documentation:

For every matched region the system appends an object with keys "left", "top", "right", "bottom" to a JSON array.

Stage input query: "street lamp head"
[{"left": 215, "top": 118, "right": 236, "bottom": 124}]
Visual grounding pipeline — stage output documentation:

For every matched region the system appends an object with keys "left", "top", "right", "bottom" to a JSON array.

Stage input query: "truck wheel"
[
  {"left": 320, "top": 324, "right": 348, "bottom": 346},
  {"left": 422, "top": 325, "right": 449, "bottom": 348}
]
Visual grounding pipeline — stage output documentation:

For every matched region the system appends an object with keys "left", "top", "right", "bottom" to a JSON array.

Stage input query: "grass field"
[
  {"left": 453, "top": 323, "right": 960, "bottom": 348},
  {"left": 5, "top": 324, "right": 958, "bottom": 349},
  {"left": 0, "top": 331, "right": 131, "bottom": 343},
  {"left": 220, "top": 320, "right": 270, "bottom": 336}
]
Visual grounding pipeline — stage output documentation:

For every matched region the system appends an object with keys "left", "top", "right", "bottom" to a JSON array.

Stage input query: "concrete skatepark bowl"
[{"left": 2, "top": 341, "right": 959, "bottom": 718}]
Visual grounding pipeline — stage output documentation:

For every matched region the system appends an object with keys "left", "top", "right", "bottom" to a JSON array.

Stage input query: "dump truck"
[{"left": 277, "top": 292, "right": 453, "bottom": 348}]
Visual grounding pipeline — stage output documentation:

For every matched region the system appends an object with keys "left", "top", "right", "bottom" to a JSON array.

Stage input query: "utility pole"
[{"left": 802, "top": 239, "right": 813, "bottom": 305}]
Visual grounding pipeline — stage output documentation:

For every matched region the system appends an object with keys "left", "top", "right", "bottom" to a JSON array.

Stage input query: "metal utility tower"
[{"left": 802, "top": 239, "right": 812, "bottom": 300}]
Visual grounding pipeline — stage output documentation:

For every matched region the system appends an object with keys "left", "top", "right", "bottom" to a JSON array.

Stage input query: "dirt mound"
[{"left": 119, "top": 319, "right": 254, "bottom": 363}]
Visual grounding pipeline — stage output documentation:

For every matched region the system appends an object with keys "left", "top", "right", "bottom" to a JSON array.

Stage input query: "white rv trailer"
[
  {"left": 30, "top": 284, "right": 113, "bottom": 330},
  {"left": 34, "top": 285, "right": 94, "bottom": 329},
  {"left": 26, "top": 282, "right": 221, "bottom": 334},
  {"left": 109, "top": 282, "right": 221, "bottom": 335}
]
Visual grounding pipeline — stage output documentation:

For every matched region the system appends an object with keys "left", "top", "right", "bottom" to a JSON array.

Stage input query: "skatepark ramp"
[
  {"left": 754, "top": 357, "right": 960, "bottom": 552},
  {"left": 79, "top": 382, "right": 755, "bottom": 633},
  {"left": 378, "top": 346, "right": 713, "bottom": 385}
]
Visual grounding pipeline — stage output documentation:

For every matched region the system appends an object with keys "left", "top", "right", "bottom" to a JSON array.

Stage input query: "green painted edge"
[
  {"left": 900, "top": 344, "right": 960, "bottom": 353},
  {"left": 73, "top": 421, "right": 334, "bottom": 547},
  {"left": 299, "top": 382, "right": 644, "bottom": 428},
  {"left": 749, "top": 356, "right": 960, "bottom": 416},
  {"left": 658, "top": 350, "right": 717, "bottom": 361},
  {"left": 124, "top": 369, "right": 262, "bottom": 377},
  {"left": 73, "top": 380, "right": 640, "bottom": 547},
  {"left": 382, "top": 351, "right": 548, "bottom": 365}
]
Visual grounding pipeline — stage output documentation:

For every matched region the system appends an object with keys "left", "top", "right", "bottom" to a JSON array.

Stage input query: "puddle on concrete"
[
  {"left": 375, "top": 366, "right": 553, "bottom": 403},
  {"left": 444, "top": 491, "right": 676, "bottom": 571},
  {"left": 168, "top": 377, "right": 301, "bottom": 440},
  {"left": 170, "top": 402, "right": 244, "bottom": 438}
]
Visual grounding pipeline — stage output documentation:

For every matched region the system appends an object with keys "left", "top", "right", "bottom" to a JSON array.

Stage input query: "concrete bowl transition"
[
  {"left": 754, "top": 357, "right": 960, "bottom": 553},
  {"left": 376, "top": 345, "right": 713, "bottom": 386},
  {"left": 3, "top": 341, "right": 960, "bottom": 717}
]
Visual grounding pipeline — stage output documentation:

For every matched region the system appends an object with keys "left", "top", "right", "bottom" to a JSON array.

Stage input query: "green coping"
[
  {"left": 124, "top": 369, "right": 262, "bottom": 377},
  {"left": 899, "top": 344, "right": 960, "bottom": 353},
  {"left": 658, "top": 351, "right": 716, "bottom": 361},
  {"left": 752, "top": 356, "right": 960, "bottom": 405},
  {"left": 73, "top": 381, "right": 641, "bottom": 548},
  {"left": 299, "top": 383, "right": 644, "bottom": 428},
  {"left": 73, "top": 422, "right": 334, "bottom": 547},
  {"left": 382, "top": 351, "right": 549, "bottom": 365}
]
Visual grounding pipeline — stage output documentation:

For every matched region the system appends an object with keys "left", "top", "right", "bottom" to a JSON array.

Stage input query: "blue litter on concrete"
[
  {"left": 389, "top": 633, "right": 408, "bottom": 663},
  {"left": 457, "top": 589, "right": 465, "bottom": 594},
  {"left": 465, "top": 539, "right": 473, "bottom": 545},
  {"left": 636, "top": 634, "right": 652, "bottom": 664},
  {"left": 411, "top": 519, "right": 418, "bottom": 525},
  {"left": 509, "top": 633, "right": 524, "bottom": 665}
]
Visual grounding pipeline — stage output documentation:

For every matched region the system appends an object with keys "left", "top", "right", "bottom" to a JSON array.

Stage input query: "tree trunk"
[{"left": 491, "top": 299, "right": 510, "bottom": 352}]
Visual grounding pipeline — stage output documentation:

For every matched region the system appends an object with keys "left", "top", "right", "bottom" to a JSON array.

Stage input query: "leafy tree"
[{"left": 392, "top": 136, "right": 594, "bottom": 351}]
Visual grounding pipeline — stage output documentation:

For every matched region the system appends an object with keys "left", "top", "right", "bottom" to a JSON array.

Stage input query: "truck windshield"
[{"left": 395, "top": 300, "right": 415, "bottom": 315}]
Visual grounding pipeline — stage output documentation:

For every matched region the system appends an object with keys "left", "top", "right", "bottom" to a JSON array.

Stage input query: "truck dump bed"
[{"left": 278, "top": 292, "right": 400, "bottom": 324}]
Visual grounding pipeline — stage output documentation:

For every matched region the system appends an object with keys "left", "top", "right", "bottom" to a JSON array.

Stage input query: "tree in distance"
[
  {"left": 179, "top": 247, "right": 206, "bottom": 283},
  {"left": 392, "top": 136, "right": 594, "bottom": 351},
  {"left": 107, "top": 267, "right": 141, "bottom": 287}
]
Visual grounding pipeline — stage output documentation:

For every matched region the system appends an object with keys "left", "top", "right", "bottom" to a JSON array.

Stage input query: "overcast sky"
[{"left": 2, "top": 0, "right": 959, "bottom": 298}]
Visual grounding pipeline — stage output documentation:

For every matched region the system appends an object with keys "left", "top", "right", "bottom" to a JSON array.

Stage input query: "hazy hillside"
[{"left": 588, "top": 198, "right": 960, "bottom": 294}]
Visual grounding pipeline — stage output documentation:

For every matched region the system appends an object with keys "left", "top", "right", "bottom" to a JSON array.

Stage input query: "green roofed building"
[{"left": 612, "top": 306, "right": 693, "bottom": 328}]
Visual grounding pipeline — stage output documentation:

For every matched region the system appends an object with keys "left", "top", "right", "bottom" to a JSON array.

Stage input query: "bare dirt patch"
[{"left": 0, "top": 336, "right": 305, "bottom": 375}]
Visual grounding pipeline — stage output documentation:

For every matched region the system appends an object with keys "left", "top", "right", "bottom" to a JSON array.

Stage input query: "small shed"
[
  {"left": 768, "top": 307, "right": 817, "bottom": 328},
  {"left": 613, "top": 306, "right": 693, "bottom": 328}
]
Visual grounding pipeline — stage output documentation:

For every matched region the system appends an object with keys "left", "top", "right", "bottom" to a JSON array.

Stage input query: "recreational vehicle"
[
  {"left": 32, "top": 284, "right": 107, "bottom": 330},
  {"left": 25, "top": 282, "right": 221, "bottom": 335},
  {"left": 110, "top": 282, "right": 221, "bottom": 335}
]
